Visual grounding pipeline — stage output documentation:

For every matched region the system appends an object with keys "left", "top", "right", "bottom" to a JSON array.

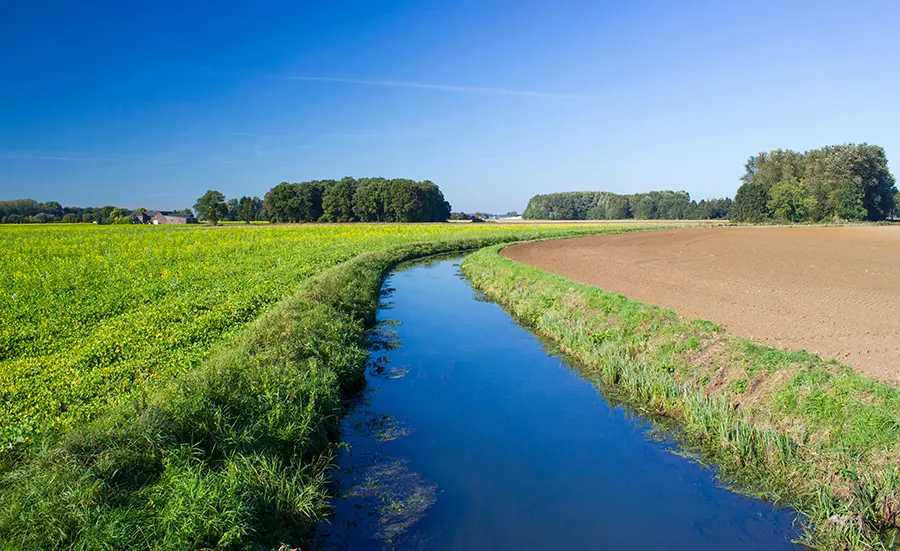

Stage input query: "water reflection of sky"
[{"left": 316, "top": 258, "right": 804, "bottom": 551}]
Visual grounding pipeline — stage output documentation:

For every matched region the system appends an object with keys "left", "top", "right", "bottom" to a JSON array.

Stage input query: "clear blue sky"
[{"left": 1, "top": 1, "right": 898, "bottom": 212}]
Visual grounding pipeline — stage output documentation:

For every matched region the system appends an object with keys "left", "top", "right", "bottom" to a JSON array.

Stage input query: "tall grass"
[
  {"left": 0, "top": 227, "right": 639, "bottom": 551},
  {"left": 462, "top": 245, "right": 900, "bottom": 550}
]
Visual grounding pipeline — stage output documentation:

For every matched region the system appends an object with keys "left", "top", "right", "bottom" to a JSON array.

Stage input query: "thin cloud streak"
[
  {"left": 0, "top": 153, "right": 93, "bottom": 161},
  {"left": 322, "top": 132, "right": 400, "bottom": 139},
  {"left": 281, "top": 76, "right": 575, "bottom": 98}
]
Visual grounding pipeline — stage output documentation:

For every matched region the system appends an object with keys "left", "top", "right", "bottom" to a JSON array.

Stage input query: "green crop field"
[
  {"left": 0, "top": 223, "right": 609, "bottom": 448},
  {"left": 1, "top": 222, "right": 641, "bottom": 550}
]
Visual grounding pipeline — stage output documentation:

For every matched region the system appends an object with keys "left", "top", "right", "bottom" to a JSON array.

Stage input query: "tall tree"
[
  {"left": 194, "top": 190, "right": 228, "bottom": 226},
  {"left": 296, "top": 181, "right": 326, "bottom": 222},
  {"left": 263, "top": 182, "right": 300, "bottom": 222},
  {"left": 321, "top": 177, "right": 357, "bottom": 222},
  {"left": 225, "top": 198, "right": 239, "bottom": 221},
  {"left": 834, "top": 179, "right": 866, "bottom": 221},
  {"left": 732, "top": 181, "right": 771, "bottom": 222},
  {"left": 236, "top": 196, "right": 256, "bottom": 224},
  {"left": 767, "top": 178, "right": 815, "bottom": 222}
]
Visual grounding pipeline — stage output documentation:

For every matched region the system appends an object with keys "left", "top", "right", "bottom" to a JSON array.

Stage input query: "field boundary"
[
  {"left": 462, "top": 245, "right": 900, "bottom": 550},
  {"left": 0, "top": 226, "right": 648, "bottom": 550}
]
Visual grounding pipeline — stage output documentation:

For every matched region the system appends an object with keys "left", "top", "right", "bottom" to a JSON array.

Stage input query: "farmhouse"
[
  {"left": 150, "top": 211, "right": 198, "bottom": 224},
  {"left": 131, "top": 212, "right": 152, "bottom": 224}
]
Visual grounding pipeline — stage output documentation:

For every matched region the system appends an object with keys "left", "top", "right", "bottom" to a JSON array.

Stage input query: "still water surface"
[{"left": 316, "top": 257, "right": 803, "bottom": 550}]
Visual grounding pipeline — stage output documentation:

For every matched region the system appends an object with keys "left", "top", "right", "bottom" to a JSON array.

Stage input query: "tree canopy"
[
  {"left": 732, "top": 144, "right": 897, "bottom": 222},
  {"left": 236, "top": 196, "right": 257, "bottom": 224},
  {"left": 262, "top": 178, "right": 451, "bottom": 223},
  {"left": 0, "top": 199, "right": 135, "bottom": 224},
  {"left": 194, "top": 190, "right": 228, "bottom": 226},
  {"left": 522, "top": 191, "right": 731, "bottom": 220}
]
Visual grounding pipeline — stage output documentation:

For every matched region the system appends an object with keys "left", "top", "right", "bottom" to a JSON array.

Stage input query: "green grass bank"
[
  {"left": 461, "top": 245, "right": 900, "bottom": 550},
  {"left": 0, "top": 227, "right": 640, "bottom": 551}
]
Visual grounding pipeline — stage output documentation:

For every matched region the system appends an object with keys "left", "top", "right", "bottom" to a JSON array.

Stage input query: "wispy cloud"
[
  {"left": 321, "top": 132, "right": 400, "bottom": 139},
  {"left": 180, "top": 131, "right": 308, "bottom": 139},
  {"left": 0, "top": 152, "right": 93, "bottom": 161},
  {"left": 280, "top": 76, "right": 575, "bottom": 98},
  {"left": 2, "top": 151, "right": 191, "bottom": 164}
]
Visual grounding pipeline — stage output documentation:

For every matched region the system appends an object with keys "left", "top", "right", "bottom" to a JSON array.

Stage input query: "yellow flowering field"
[{"left": 0, "top": 223, "right": 602, "bottom": 447}]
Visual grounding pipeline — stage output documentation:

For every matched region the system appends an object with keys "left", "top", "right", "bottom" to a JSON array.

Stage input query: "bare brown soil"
[
  {"left": 490, "top": 219, "right": 726, "bottom": 226},
  {"left": 502, "top": 226, "right": 900, "bottom": 382}
]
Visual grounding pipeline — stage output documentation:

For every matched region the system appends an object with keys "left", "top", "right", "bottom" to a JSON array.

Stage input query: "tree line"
[
  {"left": 731, "top": 143, "right": 897, "bottom": 222},
  {"left": 0, "top": 198, "right": 266, "bottom": 225},
  {"left": 522, "top": 191, "right": 732, "bottom": 220},
  {"left": 261, "top": 177, "right": 451, "bottom": 223},
  {"left": 2, "top": 177, "right": 451, "bottom": 226},
  {"left": 0, "top": 200, "right": 188, "bottom": 224}
]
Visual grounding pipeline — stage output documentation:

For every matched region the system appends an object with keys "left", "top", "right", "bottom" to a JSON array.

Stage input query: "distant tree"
[
  {"left": 36, "top": 201, "right": 64, "bottom": 218},
  {"left": 261, "top": 178, "right": 450, "bottom": 224},
  {"left": 352, "top": 180, "right": 388, "bottom": 222},
  {"left": 732, "top": 181, "right": 771, "bottom": 222},
  {"left": 523, "top": 191, "right": 727, "bottom": 220},
  {"left": 505, "top": 211, "right": 520, "bottom": 217},
  {"left": 194, "top": 190, "right": 228, "bottom": 226},
  {"left": 236, "top": 196, "right": 256, "bottom": 224},
  {"left": 604, "top": 196, "right": 630, "bottom": 219},
  {"left": 61, "top": 213, "right": 79, "bottom": 223},
  {"left": 827, "top": 144, "right": 896, "bottom": 221},
  {"left": 31, "top": 213, "right": 58, "bottom": 223},
  {"left": 296, "top": 181, "right": 325, "bottom": 222},
  {"left": 264, "top": 182, "right": 301, "bottom": 222},
  {"left": 733, "top": 143, "right": 897, "bottom": 223},
  {"left": 321, "top": 178, "right": 357, "bottom": 222},
  {"left": 109, "top": 208, "right": 130, "bottom": 219},
  {"left": 893, "top": 191, "right": 900, "bottom": 220},
  {"left": 113, "top": 216, "right": 132, "bottom": 224},
  {"left": 834, "top": 179, "right": 866, "bottom": 221},
  {"left": 767, "top": 178, "right": 815, "bottom": 222},
  {"left": 174, "top": 208, "right": 194, "bottom": 215},
  {"left": 740, "top": 149, "right": 804, "bottom": 192},
  {"left": 630, "top": 194, "right": 658, "bottom": 220},
  {"left": 0, "top": 199, "right": 39, "bottom": 220},
  {"left": 6, "top": 214, "right": 26, "bottom": 224},
  {"left": 225, "top": 198, "right": 239, "bottom": 221}
]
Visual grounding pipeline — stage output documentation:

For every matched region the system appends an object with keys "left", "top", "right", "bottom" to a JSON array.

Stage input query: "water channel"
[{"left": 315, "top": 257, "right": 803, "bottom": 550}]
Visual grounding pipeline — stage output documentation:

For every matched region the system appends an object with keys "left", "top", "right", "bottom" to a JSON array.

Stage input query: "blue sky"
[{"left": 1, "top": 1, "right": 898, "bottom": 212}]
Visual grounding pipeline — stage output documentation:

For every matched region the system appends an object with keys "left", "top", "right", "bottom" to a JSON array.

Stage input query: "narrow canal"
[{"left": 316, "top": 257, "right": 803, "bottom": 550}]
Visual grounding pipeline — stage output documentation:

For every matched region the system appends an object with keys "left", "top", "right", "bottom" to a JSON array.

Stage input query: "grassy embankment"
[
  {"left": 462, "top": 245, "right": 900, "bottom": 550},
  {"left": 0, "top": 225, "right": 641, "bottom": 550}
]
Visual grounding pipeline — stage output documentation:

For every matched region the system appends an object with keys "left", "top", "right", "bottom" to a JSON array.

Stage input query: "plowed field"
[{"left": 502, "top": 226, "right": 900, "bottom": 382}]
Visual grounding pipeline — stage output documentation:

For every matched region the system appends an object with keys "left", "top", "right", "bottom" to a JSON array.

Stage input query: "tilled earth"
[{"left": 502, "top": 226, "right": 900, "bottom": 383}]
